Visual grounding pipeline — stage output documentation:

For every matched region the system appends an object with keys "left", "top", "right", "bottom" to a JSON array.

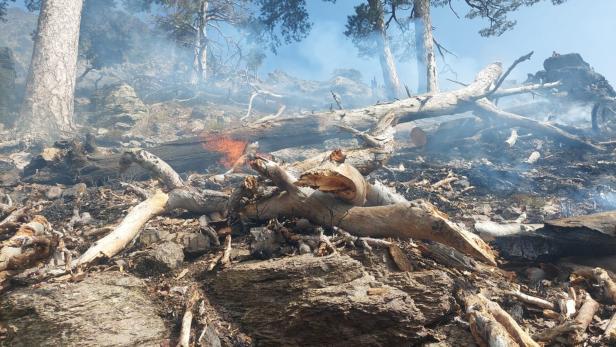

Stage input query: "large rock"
[
  {"left": 207, "top": 254, "right": 453, "bottom": 346},
  {"left": 91, "top": 83, "right": 148, "bottom": 129},
  {"left": 0, "top": 47, "right": 16, "bottom": 126},
  {"left": 0, "top": 272, "right": 168, "bottom": 346},
  {"left": 528, "top": 53, "right": 616, "bottom": 101},
  {"left": 133, "top": 241, "right": 184, "bottom": 276},
  {"left": 263, "top": 69, "right": 374, "bottom": 109}
]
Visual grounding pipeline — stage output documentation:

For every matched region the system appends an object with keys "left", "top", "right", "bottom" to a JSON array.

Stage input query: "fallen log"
[
  {"left": 243, "top": 158, "right": 496, "bottom": 265},
  {"left": 494, "top": 210, "right": 616, "bottom": 261},
  {"left": 22, "top": 61, "right": 598, "bottom": 185}
]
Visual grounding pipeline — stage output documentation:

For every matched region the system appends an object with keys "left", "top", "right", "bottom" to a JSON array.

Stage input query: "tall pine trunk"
[
  {"left": 414, "top": 0, "right": 438, "bottom": 93},
  {"left": 370, "top": 0, "right": 401, "bottom": 99},
  {"left": 18, "top": 0, "right": 84, "bottom": 141},
  {"left": 190, "top": 0, "right": 208, "bottom": 85}
]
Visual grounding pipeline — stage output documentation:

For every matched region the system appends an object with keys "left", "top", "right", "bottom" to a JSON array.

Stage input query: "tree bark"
[
  {"left": 370, "top": 0, "right": 401, "bottom": 99},
  {"left": 191, "top": 0, "right": 208, "bottom": 85},
  {"left": 18, "top": 0, "right": 84, "bottom": 142},
  {"left": 414, "top": 0, "right": 438, "bottom": 93}
]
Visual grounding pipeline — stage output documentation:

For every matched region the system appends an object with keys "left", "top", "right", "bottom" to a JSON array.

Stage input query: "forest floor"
[{"left": 3, "top": 92, "right": 616, "bottom": 346}]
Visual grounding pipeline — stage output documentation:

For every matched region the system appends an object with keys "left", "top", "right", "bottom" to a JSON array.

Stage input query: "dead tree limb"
[
  {"left": 22, "top": 62, "right": 601, "bottom": 186},
  {"left": 592, "top": 267, "right": 616, "bottom": 304},
  {"left": 177, "top": 287, "right": 200, "bottom": 347},
  {"left": 76, "top": 191, "right": 169, "bottom": 267},
  {"left": 464, "top": 293, "right": 540, "bottom": 347},
  {"left": 604, "top": 312, "right": 616, "bottom": 343},
  {"left": 77, "top": 150, "right": 229, "bottom": 268},
  {"left": 535, "top": 291, "right": 600, "bottom": 344},
  {"left": 244, "top": 158, "right": 496, "bottom": 265},
  {"left": 492, "top": 81, "right": 561, "bottom": 98},
  {"left": 474, "top": 99, "right": 603, "bottom": 150},
  {"left": 506, "top": 290, "right": 556, "bottom": 310},
  {"left": 120, "top": 149, "right": 184, "bottom": 190},
  {"left": 486, "top": 51, "right": 534, "bottom": 97}
]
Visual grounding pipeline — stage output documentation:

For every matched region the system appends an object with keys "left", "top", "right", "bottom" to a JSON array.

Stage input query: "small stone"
[
  {"left": 75, "top": 212, "right": 92, "bottom": 226},
  {"left": 524, "top": 267, "right": 546, "bottom": 284},
  {"left": 250, "top": 227, "right": 283, "bottom": 259},
  {"left": 46, "top": 186, "right": 63, "bottom": 200},
  {"left": 133, "top": 242, "right": 184, "bottom": 276},
  {"left": 177, "top": 232, "right": 210, "bottom": 255},
  {"left": 294, "top": 218, "right": 313, "bottom": 233},
  {"left": 139, "top": 228, "right": 171, "bottom": 246},
  {"left": 298, "top": 241, "right": 312, "bottom": 255},
  {"left": 62, "top": 183, "right": 87, "bottom": 200},
  {"left": 198, "top": 324, "right": 221, "bottom": 347}
]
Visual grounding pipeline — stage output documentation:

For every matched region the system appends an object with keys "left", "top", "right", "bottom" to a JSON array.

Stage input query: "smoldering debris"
[{"left": 3, "top": 52, "right": 616, "bottom": 346}]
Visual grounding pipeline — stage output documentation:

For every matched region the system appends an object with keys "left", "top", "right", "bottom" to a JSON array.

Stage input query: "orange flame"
[{"left": 202, "top": 134, "right": 247, "bottom": 168}]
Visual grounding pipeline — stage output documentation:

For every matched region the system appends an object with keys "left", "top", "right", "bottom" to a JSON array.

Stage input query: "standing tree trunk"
[
  {"left": 414, "top": 0, "right": 438, "bottom": 93},
  {"left": 18, "top": 0, "right": 84, "bottom": 142},
  {"left": 370, "top": 0, "right": 401, "bottom": 99},
  {"left": 191, "top": 0, "right": 208, "bottom": 85}
]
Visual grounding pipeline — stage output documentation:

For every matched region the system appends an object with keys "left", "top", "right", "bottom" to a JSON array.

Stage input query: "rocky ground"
[
  {"left": 3, "top": 52, "right": 616, "bottom": 346},
  {"left": 2, "top": 101, "right": 616, "bottom": 347}
]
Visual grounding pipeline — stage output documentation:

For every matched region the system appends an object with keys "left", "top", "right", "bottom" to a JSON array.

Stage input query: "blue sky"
[{"left": 260, "top": 0, "right": 616, "bottom": 91}]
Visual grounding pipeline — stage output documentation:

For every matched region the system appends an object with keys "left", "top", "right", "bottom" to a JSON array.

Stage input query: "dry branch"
[
  {"left": 535, "top": 291, "right": 600, "bottom": 344},
  {"left": 244, "top": 158, "right": 496, "bottom": 265},
  {"left": 469, "top": 310, "right": 517, "bottom": 347},
  {"left": 571, "top": 292, "right": 600, "bottom": 343},
  {"left": 492, "top": 81, "right": 561, "bottom": 98},
  {"left": 592, "top": 267, "right": 616, "bottom": 304},
  {"left": 464, "top": 293, "right": 540, "bottom": 347},
  {"left": 604, "top": 312, "right": 616, "bottom": 343},
  {"left": 120, "top": 149, "right": 184, "bottom": 190},
  {"left": 220, "top": 234, "right": 232, "bottom": 268},
  {"left": 76, "top": 190, "right": 169, "bottom": 267},
  {"left": 77, "top": 150, "right": 229, "bottom": 268},
  {"left": 474, "top": 99, "right": 603, "bottom": 150},
  {"left": 507, "top": 290, "right": 556, "bottom": 310},
  {"left": 177, "top": 287, "right": 200, "bottom": 347}
]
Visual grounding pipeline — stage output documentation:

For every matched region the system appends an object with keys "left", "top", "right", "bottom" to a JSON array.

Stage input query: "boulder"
[
  {"left": 138, "top": 227, "right": 172, "bottom": 246},
  {"left": 0, "top": 272, "right": 168, "bottom": 346},
  {"left": 133, "top": 241, "right": 184, "bottom": 276},
  {"left": 249, "top": 227, "right": 284, "bottom": 259},
  {"left": 528, "top": 53, "right": 616, "bottom": 101},
  {"left": 207, "top": 254, "right": 453, "bottom": 346},
  {"left": 91, "top": 83, "right": 148, "bottom": 129},
  {"left": 175, "top": 232, "right": 211, "bottom": 255}
]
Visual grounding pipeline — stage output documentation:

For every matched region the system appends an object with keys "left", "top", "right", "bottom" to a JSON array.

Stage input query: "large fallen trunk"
[
  {"left": 494, "top": 210, "right": 616, "bottom": 261},
  {"left": 22, "top": 61, "right": 598, "bottom": 185}
]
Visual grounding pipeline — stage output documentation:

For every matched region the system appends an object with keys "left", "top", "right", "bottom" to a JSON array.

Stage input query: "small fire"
[{"left": 202, "top": 134, "right": 248, "bottom": 168}]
